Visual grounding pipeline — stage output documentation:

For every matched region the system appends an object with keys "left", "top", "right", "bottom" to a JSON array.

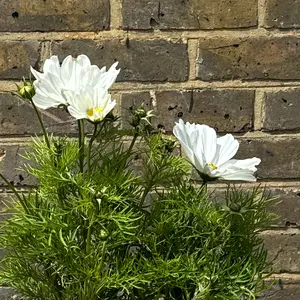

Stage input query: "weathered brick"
[
  {"left": 120, "top": 92, "right": 152, "bottom": 130},
  {"left": 236, "top": 137, "right": 300, "bottom": 179},
  {"left": 259, "top": 277, "right": 300, "bottom": 299},
  {"left": 0, "top": 0, "right": 109, "bottom": 31},
  {"left": 51, "top": 39, "right": 188, "bottom": 82},
  {"left": 262, "top": 229, "right": 300, "bottom": 273},
  {"left": 152, "top": 89, "right": 254, "bottom": 132},
  {"left": 263, "top": 89, "right": 300, "bottom": 131},
  {"left": 0, "top": 41, "right": 40, "bottom": 79},
  {"left": 263, "top": 0, "right": 300, "bottom": 29},
  {"left": 122, "top": 0, "right": 257, "bottom": 30},
  {"left": 196, "top": 37, "right": 300, "bottom": 81},
  {"left": 0, "top": 93, "right": 78, "bottom": 135},
  {"left": 0, "top": 143, "right": 37, "bottom": 186},
  {"left": 268, "top": 188, "right": 300, "bottom": 227}
]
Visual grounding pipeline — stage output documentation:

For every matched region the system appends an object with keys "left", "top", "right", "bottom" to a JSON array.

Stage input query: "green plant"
[{"left": 0, "top": 55, "right": 278, "bottom": 299}]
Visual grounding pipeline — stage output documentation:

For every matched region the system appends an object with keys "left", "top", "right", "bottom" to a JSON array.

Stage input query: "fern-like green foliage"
[{"left": 0, "top": 117, "right": 277, "bottom": 300}]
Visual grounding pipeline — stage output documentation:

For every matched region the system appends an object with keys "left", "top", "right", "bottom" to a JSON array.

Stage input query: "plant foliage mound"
[{"left": 0, "top": 115, "right": 276, "bottom": 300}]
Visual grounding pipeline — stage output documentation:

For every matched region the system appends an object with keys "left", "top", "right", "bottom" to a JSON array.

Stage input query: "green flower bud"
[
  {"left": 17, "top": 79, "right": 35, "bottom": 100},
  {"left": 99, "top": 229, "right": 109, "bottom": 241},
  {"left": 129, "top": 103, "right": 154, "bottom": 132}
]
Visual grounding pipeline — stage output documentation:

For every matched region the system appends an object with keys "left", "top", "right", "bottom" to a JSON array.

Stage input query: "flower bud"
[
  {"left": 129, "top": 103, "right": 154, "bottom": 131},
  {"left": 99, "top": 229, "right": 109, "bottom": 241},
  {"left": 17, "top": 79, "right": 35, "bottom": 100}
]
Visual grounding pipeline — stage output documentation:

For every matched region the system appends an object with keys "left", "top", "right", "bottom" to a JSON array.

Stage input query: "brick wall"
[{"left": 0, "top": 0, "right": 300, "bottom": 298}]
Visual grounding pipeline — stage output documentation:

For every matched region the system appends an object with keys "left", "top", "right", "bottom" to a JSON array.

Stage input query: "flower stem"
[
  {"left": 78, "top": 119, "right": 85, "bottom": 173},
  {"left": 87, "top": 123, "right": 98, "bottom": 177},
  {"left": 86, "top": 225, "right": 92, "bottom": 254},
  {"left": 118, "top": 132, "right": 139, "bottom": 174},
  {"left": 31, "top": 100, "right": 50, "bottom": 149},
  {"left": 0, "top": 173, "right": 29, "bottom": 214}
]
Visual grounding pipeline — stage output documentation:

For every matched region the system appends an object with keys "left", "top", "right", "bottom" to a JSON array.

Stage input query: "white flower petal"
[
  {"left": 173, "top": 121, "right": 197, "bottom": 166},
  {"left": 30, "top": 66, "right": 44, "bottom": 81},
  {"left": 96, "top": 61, "right": 120, "bottom": 90},
  {"left": 76, "top": 54, "right": 91, "bottom": 68},
  {"left": 197, "top": 125, "right": 217, "bottom": 164},
  {"left": 218, "top": 170, "right": 257, "bottom": 182},
  {"left": 68, "top": 105, "right": 87, "bottom": 120},
  {"left": 32, "top": 93, "right": 61, "bottom": 110},
  {"left": 216, "top": 134, "right": 239, "bottom": 166},
  {"left": 43, "top": 56, "right": 60, "bottom": 74}
]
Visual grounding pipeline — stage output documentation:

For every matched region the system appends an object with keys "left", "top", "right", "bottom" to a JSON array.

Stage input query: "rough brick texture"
[
  {"left": 0, "top": 0, "right": 110, "bottom": 31},
  {"left": 0, "top": 143, "right": 36, "bottom": 186},
  {"left": 152, "top": 89, "right": 254, "bottom": 132},
  {"left": 0, "top": 41, "right": 40, "bottom": 79},
  {"left": 262, "top": 229, "right": 300, "bottom": 273},
  {"left": 259, "top": 278, "right": 300, "bottom": 299},
  {"left": 122, "top": 0, "right": 257, "bottom": 29},
  {"left": 263, "top": 0, "right": 300, "bottom": 29},
  {"left": 263, "top": 88, "right": 300, "bottom": 131},
  {"left": 0, "top": 93, "right": 77, "bottom": 135},
  {"left": 51, "top": 39, "right": 188, "bottom": 82},
  {"left": 196, "top": 37, "right": 300, "bottom": 81},
  {"left": 268, "top": 188, "right": 300, "bottom": 227},
  {"left": 236, "top": 137, "right": 300, "bottom": 179}
]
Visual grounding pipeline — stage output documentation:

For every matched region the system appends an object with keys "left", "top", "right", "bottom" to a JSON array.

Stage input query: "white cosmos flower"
[
  {"left": 173, "top": 119, "right": 261, "bottom": 182},
  {"left": 63, "top": 86, "right": 116, "bottom": 123},
  {"left": 31, "top": 54, "right": 120, "bottom": 109}
]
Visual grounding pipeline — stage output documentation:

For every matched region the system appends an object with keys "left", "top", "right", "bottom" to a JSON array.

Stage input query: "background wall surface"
[{"left": 0, "top": 0, "right": 300, "bottom": 298}]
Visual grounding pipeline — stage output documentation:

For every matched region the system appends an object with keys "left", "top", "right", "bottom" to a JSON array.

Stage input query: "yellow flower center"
[
  {"left": 87, "top": 107, "right": 104, "bottom": 117},
  {"left": 207, "top": 162, "right": 217, "bottom": 170}
]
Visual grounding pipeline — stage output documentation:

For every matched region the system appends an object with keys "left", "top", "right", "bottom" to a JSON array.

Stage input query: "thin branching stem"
[
  {"left": 0, "top": 173, "right": 29, "bottom": 213},
  {"left": 117, "top": 131, "right": 139, "bottom": 176}
]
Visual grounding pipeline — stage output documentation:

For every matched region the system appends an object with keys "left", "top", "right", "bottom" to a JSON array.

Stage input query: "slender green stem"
[
  {"left": 118, "top": 132, "right": 139, "bottom": 175},
  {"left": 0, "top": 173, "right": 28, "bottom": 213},
  {"left": 127, "top": 132, "right": 139, "bottom": 156},
  {"left": 78, "top": 119, "right": 85, "bottom": 172},
  {"left": 87, "top": 123, "right": 98, "bottom": 176},
  {"left": 86, "top": 225, "right": 92, "bottom": 254},
  {"left": 31, "top": 100, "right": 50, "bottom": 148}
]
